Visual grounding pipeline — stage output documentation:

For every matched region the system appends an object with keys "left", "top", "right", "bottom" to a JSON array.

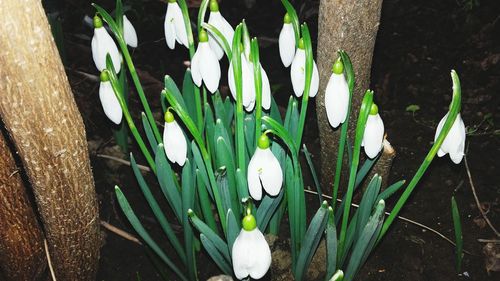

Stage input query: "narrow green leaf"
[
  {"left": 235, "top": 168, "right": 249, "bottom": 202},
  {"left": 191, "top": 141, "right": 212, "bottom": 199},
  {"left": 354, "top": 175, "right": 381, "bottom": 241},
  {"left": 182, "top": 160, "right": 197, "bottom": 280},
  {"left": 325, "top": 207, "right": 337, "bottom": 281},
  {"left": 215, "top": 137, "right": 239, "bottom": 214},
  {"left": 196, "top": 169, "right": 218, "bottom": 232},
  {"left": 155, "top": 144, "right": 182, "bottom": 221},
  {"left": 141, "top": 112, "right": 158, "bottom": 155},
  {"left": 202, "top": 22, "right": 232, "bottom": 59},
  {"left": 451, "top": 196, "right": 463, "bottom": 272},
  {"left": 226, "top": 209, "right": 240, "bottom": 254},
  {"left": 165, "top": 75, "right": 188, "bottom": 110},
  {"left": 256, "top": 189, "right": 285, "bottom": 232},
  {"left": 200, "top": 234, "right": 232, "bottom": 275},
  {"left": 188, "top": 210, "right": 230, "bottom": 262},
  {"left": 376, "top": 180, "right": 406, "bottom": 201},
  {"left": 182, "top": 68, "right": 198, "bottom": 122},
  {"left": 302, "top": 144, "right": 322, "bottom": 203}
]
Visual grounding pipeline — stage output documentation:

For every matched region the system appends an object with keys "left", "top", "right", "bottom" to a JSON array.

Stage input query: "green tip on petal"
[
  {"left": 370, "top": 103, "right": 379, "bottom": 115},
  {"left": 283, "top": 13, "right": 292, "bottom": 24},
  {"left": 209, "top": 0, "right": 219, "bottom": 12},
  {"left": 93, "top": 15, "right": 103, "bottom": 28},
  {"left": 100, "top": 70, "right": 110, "bottom": 82},
  {"left": 298, "top": 38, "right": 305, "bottom": 50},
  {"left": 332, "top": 57, "right": 344, "bottom": 74},
  {"left": 164, "top": 111, "right": 175, "bottom": 123},
  {"left": 257, "top": 133, "right": 270, "bottom": 149},
  {"left": 242, "top": 214, "right": 257, "bottom": 231},
  {"left": 199, "top": 29, "right": 209, "bottom": 42}
]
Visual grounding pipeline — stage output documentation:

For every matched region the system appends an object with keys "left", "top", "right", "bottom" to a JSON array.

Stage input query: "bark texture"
[
  {"left": 0, "top": 132, "right": 47, "bottom": 281},
  {"left": 0, "top": 1, "right": 100, "bottom": 280},
  {"left": 316, "top": 0, "right": 384, "bottom": 188}
]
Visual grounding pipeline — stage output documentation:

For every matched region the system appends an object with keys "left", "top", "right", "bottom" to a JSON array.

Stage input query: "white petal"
[
  {"left": 208, "top": 11, "right": 234, "bottom": 60},
  {"left": 434, "top": 113, "right": 466, "bottom": 164},
  {"left": 325, "top": 73, "right": 349, "bottom": 128},
  {"left": 362, "top": 114, "right": 385, "bottom": 158},
  {"left": 228, "top": 62, "right": 236, "bottom": 100},
  {"left": 190, "top": 47, "right": 203, "bottom": 86},
  {"left": 242, "top": 56, "right": 255, "bottom": 110},
  {"left": 309, "top": 61, "right": 320, "bottom": 97},
  {"left": 172, "top": 3, "right": 188, "bottom": 47},
  {"left": 290, "top": 49, "right": 305, "bottom": 97},
  {"left": 163, "top": 121, "right": 187, "bottom": 166},
  {"left": 232, "top": 229, "right": 271, "bottom": 280},
  {"left": 278, "top": 23, "right": 296, "bottom": 67},
  {"left": 123, "top": 15, "right": 138, "bottom": 48},
  {"left": 164, "top": 6, "right": 177, "bottom": 49},
  {"left": 247, "top": 151, "right": 263, "bottom": 201},
  {"left": 92, "top": 27, "right": 121, "bottom": 72},
  {"left": 199, "top": 42, "right": 221, "bottom": 93},
  {"left": 99, "top": 81, "right": 122, "bottom": 124},
  {"left": 258, "top": 148, "right": 283, "bottom": 196},
  {"left": 260, "top": 65, "right": 272, "bottom": 110}
]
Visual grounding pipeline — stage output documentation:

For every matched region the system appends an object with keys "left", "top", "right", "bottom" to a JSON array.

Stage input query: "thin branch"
[
  {"left": 464, "top": 155, "right": 500, "bottom": 237},
  {"left": 96, "top": 154, "right": 151, "bottom": 172},
  {"left": 100, "top": 220, "right": 142, "bottom": 245},
  {"left": 477, "top": 239, "right": 500, "bottom": 244},
  {"left": 44, "top": 239, "right": 57, "bottom": 281},
  {"left": 304, "top": 189, "right": 475, "bottom": 255}
]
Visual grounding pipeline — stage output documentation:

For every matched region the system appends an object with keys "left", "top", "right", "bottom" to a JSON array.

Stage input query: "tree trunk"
[
  {"left": 316, "top": 0, "right": 384, "bottom": 189},
  {"left": 0, "top": 131, "right": 47, "bottom": 281},
  {"left": 0, "top": 1, "right": 100, "bottom": 280}
]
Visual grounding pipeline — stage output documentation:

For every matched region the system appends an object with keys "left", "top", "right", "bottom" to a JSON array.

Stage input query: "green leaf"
[
  {"left": 115, "top": 186, "right": 188, "bottom": 281},
  {"left": 202, "top": 22, "right": 232, "bottom": 59},
  {"left": 354, "top": 175, "right": 381, "bottom": 241},
  {"left": 200, "top": 234, "right": 233, "bottom": 275},
  {"left": 215, "top": 137, "right": 239, "bottom": 214},
  {"left": 188, "top": 210, "right": 230, "bottom": 262},
  {"left": 235, "top": 168, "right": 249, "bottom": 202},
  {"left": 182, "top": 69, "right": 198, "bottom": 122},
  {"left": 141, "top": 112, "right": 158, "bottom": 155},
  {"left": 406, "top": 104, "right": 420, "bottom": 113},
  {"left": 226, "top": 209, "right": 240, "bottom": 254},
  {"left": 325, "top": 207, "right": 337, "bottom": 281},
  {"left": 204, "top": 103, "right": 216, "bottom": 161},
  {"left": 155, "top": 144, "right": 182, "bottom": 221},
  {"left": 376, "top": 180, "right": 406, "bottom": 201},
  {"left": 244, "top": 113, "right": 256, "bottom": 155},
  {"left": 302, "top": 144, "right": 322, "bottom": 203},
  {"left": 256, "top": 189, "right": 285, "bottom": 232},
  {"left": 196, "top": 168, "right": 218, "bottom": 232},
  {"left": 165, "top": 75, "right": 188, "bottom": 110},
  {"left": 191, "top": 141, "right": 211, "bottom": 199},
  {"left": 197, "top": 0, "right": 210, "bottom": 34},
  {"left": 295, "top": 201, "right": 329, "bottom": 280},
  {"left": 451, "top": 196, "right": 463, "bottom": 272},
  {"left": 182, "top": 159, "right": 197, "bottom": 280}
]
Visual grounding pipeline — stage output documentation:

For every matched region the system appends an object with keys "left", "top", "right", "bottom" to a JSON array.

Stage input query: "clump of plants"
[{"left": 90, "top": 0, "right": 466, "bottom": 280}]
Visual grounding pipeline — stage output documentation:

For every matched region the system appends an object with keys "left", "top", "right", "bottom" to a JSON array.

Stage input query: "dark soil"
[{"left": 53, "top": 0, "right": 500, "bottom": 280}]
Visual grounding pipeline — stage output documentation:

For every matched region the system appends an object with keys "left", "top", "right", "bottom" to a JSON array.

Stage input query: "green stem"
[
  {"left": 251, "top": 38, "right": 263, "bottom": 144},
  {"left": 232, "top": 25, "right": 246, "bottom": 174}
]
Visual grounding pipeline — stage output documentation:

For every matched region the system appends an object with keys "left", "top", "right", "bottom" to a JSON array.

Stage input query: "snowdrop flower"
[
  {"left": 162, "top": 111, "right": 187, "bottom": 166},
  {"left": 91, "top": 15, "right": 121, "bottom": 72},
  {"left": 434, "top": 113, "right": 466, "bottom": 164},
  {"left": 164, "top": 0, "right": 188, "bottom": 49},
  {"left": 278, "top": 13, "right": 295, "bottom": 67},
  {"left": 99, "top": 71, "right": 122, "bottom": 124},
  {"left": 228, "top": 54, "right": 272, "bottom": 111},
  {"left": 361, "top": 104, "right": 385, "bottom": 159},
  {"left": 207, "top": 0, "right": 234, "bottom": 60},
  {"left": 290, "top": 38, "right": 319, "bottom": 98},
  {"left": 123, "top": 15, "right": 138, "bottom": 48},
  {"left": 325, "top": 58, "right": 350, "bottom": 128},
  {"left": 232, "top": 212, "right": 271, "bottom": 280},
  {"left": 247, "top": 134, "right": 283, "bottom": 200},
  {"left": 191, "top": 30, "right": 221, "bottom": 93}
]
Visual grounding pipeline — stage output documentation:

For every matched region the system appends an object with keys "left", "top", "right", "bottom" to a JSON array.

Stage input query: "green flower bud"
[
  {"left": 298, "top": 38, "right": 305, "bottom": 50},
  {"left": 283, "top": 13, "right": 292, "bottom": 24},
  {"left": 332, "top": 57, "right": 344, "bottom": 75},
  {"left": 199, "top": 29, "right": 209, "bottom": 42},
  {"left": 257, "top": 134, "right": 270, "bottom": 149},
  {"left": 165, "top": 111, "right": 175, "bottom": 123},
  {"left": 370, "top": 103, "right": 379, "bottom": 115},
  {"left": 242, "top": 214, "right": 257, "bottom": 231},
  {"left": 209, "top": 0, "right": 219, "bottom": 12},
  {"left": 100, "top": 70, "right": 110, "bottom": 82},
  {"left": 93, "top": 15, "right": 103, "bottom": 28}
]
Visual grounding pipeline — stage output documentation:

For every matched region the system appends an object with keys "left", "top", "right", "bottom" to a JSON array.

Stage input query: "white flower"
[
  {"left": 228, "top": 54, "right": 272, "bottom": 111},
  {"left": 232, "top": 214, "right": 271, "bottom": 280},
  {"left": 99, "top": 72, "right": 122, "bottom": 125},
  {"left": 434, "top": 113, "right": 466, "bottom": 164},
  {"left": 325, "top": 60, "right": 349, "bottom": 128},
  {"left": 91, "top": 16, "right": 121, "bottom": 72},
  {"left": 164, "top": 0, "right": 188, "bottom": 50},
  {"left": 123, "top": 15, "right": 138, "bottom": 48},
  {"left": 207, "top": 0, "right": 234, "bottom": 60},
  {"left": 191, "top": 30, "right": 221, "bottom": 93},
  {"left": 290, "top": 41, "right": 319, "bottom": 98},
  {"left": 247, "top": 134, "right": 283, "bottom": 200},
  {"left": 278, "top": 13, "right": 295, "bottom": 67},
  {"left": 162, "top": 111, "right": 187, "bottom": 166},
  {"left": 361, "top": 105, "right": 385, "bottom": 159}
]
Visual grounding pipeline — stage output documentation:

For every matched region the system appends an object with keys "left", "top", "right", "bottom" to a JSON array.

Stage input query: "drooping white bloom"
[
  {"left": 278, "top": 13, "right": 295, "bottom": 67},
  {"left": 164, "top": 0, "right": 188, "bottom": 49},
  {"left": 207, "top": 0, "right": 234, "bottom": 60},
  {"left": 232, "top": 214, "right": 271, "bottom": 280},
  {"left": 191, "top": 30, "right": 221, "bottom": 93},
  {"left": 247, "top": 134, "right": 283, "bottom": 200},
  {"left": 325, "top": 60, "right": 349, "bottom": 128},
  {"left": 162, "top": 111, "right": 187, "bottom": 166},
  {"left": 91, "top": 16, "right": 121, "bottom": 72},
  {"left": 290, "top": 41, "right": 319, "bottom": 98},
  {"left": 434, "top": 113, "right": 466, "bottom": 164},
  {"left": 99, "top": 71, "right": 122, "bottom": 125},
  {"left": 362, "top": 105, "right": 385, "bottom": 159},
  {"left": 228, "top": 54, "right": 272, "bottom": 111},
  {"left": 123, "top": 15, "right": 138, "bottom": 48}
]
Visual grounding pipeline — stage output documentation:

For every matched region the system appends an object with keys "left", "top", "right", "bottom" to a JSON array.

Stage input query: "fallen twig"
[
  {"left": 44, "top": 239, "right": 57, "bottom": 281},
  {"left": 96, "top": 154, "right": 151, "bottom": 172},
  {"left": 100, "top": 220, "right": 142, "bottom": 245}
]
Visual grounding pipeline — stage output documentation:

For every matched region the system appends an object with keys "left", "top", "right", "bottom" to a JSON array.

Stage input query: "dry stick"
[
  {"left": 464, "top": 155, "right": 500, "bottom": 237},
  {"left": 44, "top": 239, "right": 57, "bottom": 281},
  {"left": 477, "top": 239, "right": 500, "bottom": 244},
  {"left": 100, "top": 221, "right": 142, "bottom": 245},
  {"left": 303, "top": 189, "right": 475, "bottom": 255},
  {"left": 96, "top": 154, "right": 151, "bottom": 172}
]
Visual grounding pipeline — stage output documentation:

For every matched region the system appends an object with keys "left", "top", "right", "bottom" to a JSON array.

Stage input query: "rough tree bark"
[
  {"left": 316, "top": 0, "right": 384, "bottom": 189},
  {"left": 0, "top": 132, "right": 47, "bottom": 281},
  {"left": 0, "top": 1, "right": 100, "bottom": 280}
]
